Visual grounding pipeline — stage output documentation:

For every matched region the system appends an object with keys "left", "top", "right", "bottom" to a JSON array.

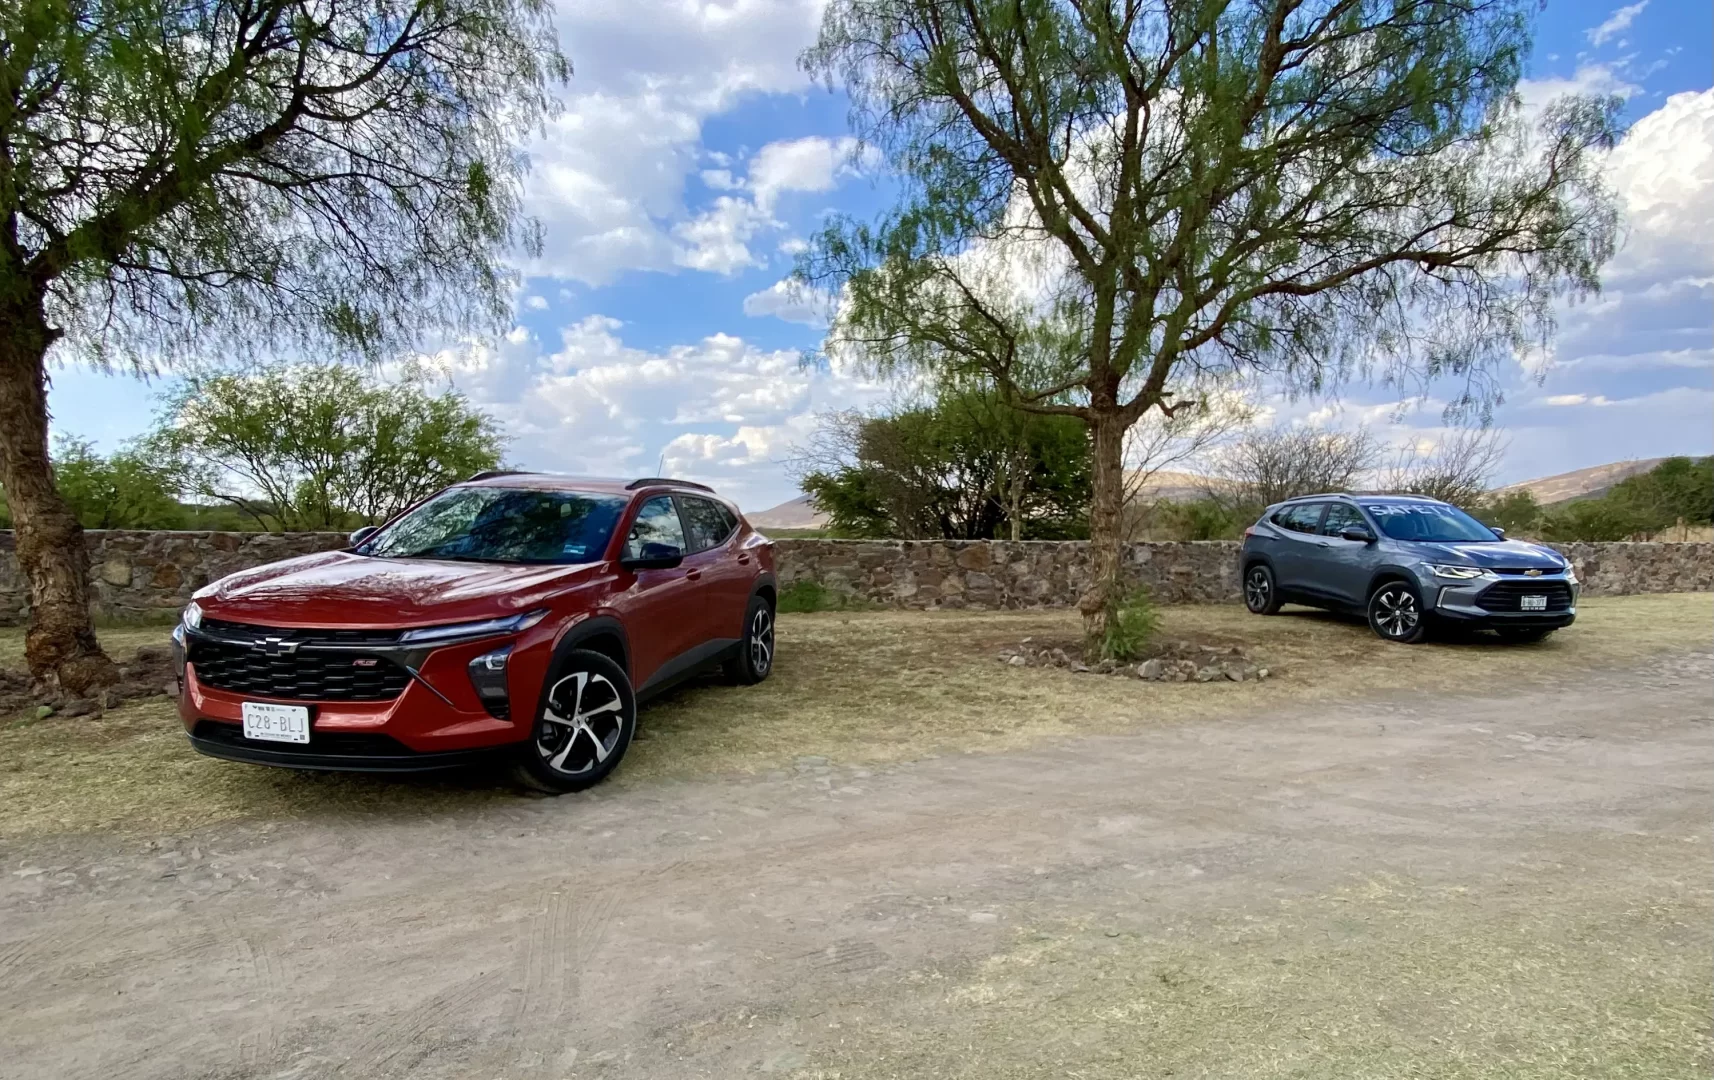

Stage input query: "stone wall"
[{"left": 0, "top": 531, "right": 1706, "bottom": 623}]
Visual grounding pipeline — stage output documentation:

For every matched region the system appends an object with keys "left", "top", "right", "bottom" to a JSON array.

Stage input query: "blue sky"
[{"left": 50, "top": 0, "right": 1714, "bottom": 512}]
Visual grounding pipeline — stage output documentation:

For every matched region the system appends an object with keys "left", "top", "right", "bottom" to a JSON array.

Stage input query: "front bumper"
[
  {"left": 186, "top": 720, "right": 521, "bottom": 772},
  {"left": 1431, "top": 574, "right": 1579, "bottom": 628}
]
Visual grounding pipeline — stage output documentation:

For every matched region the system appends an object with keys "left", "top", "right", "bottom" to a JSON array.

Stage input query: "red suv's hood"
[{"left": 195, "top": 550, "right": 599, "bottom": 628}]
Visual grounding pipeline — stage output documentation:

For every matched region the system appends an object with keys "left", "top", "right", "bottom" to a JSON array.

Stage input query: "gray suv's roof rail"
[{"left": 1281, "top": 492, "right": 1355, "bottom": 502}]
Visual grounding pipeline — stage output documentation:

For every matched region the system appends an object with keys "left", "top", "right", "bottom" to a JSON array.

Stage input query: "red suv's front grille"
[{"left": 189, "top": 620, "right": 410, "bottom": 702}]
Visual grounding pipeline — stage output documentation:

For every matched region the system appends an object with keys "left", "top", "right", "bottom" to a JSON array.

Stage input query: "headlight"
[
  {"left": 182, "top": 601, "right": 203, "bottom": 629},
  {"left": 1425, "top": 564, "right": 1487, "bottom": 580},
  {"left": 398, "top": 609, "right": 548, "bottom": 644}
]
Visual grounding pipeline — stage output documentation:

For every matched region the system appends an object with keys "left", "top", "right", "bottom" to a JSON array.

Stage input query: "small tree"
[
  {"left": 793, "top": 388, "right": 1091, "bottom": 539},
  {"left": 1379, "top": 427, "right": 1507, "bottom": 505},
  {"left": 803, "top": 0, "right": 1619, "bottom": 655},
  {"left": 0, "top": 0, "right": 566, "bottom": 691},
  {"left": 151, "top": 366, "right": 505, "bottom": 532},
  {"left": 1204, "top": 425, "right": 1382, "bottom": 516},
  {"left": 49, "top": 436, "right": 186, "bottom": 529}
]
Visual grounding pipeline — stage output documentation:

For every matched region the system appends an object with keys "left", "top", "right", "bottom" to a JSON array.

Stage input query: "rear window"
[
  {"left": 1272, "top": 503, "right": 1325, "bottom": 533},
  {"left": 679, "top": 496, "right": 737, "bottom": 553}
]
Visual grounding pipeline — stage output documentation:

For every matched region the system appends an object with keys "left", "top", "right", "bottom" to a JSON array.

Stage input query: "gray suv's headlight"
[{"left": 1425, "top": 564, "right": 1487, "bottom": 580}]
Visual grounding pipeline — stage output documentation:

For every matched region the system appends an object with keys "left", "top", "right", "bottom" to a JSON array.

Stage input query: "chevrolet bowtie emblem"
[
  {"left": 1524, "top": 568, "right": 1543, "bottom": 577},
  {"left": 253, "top": 636, "right": 299, "bottom": 656}
]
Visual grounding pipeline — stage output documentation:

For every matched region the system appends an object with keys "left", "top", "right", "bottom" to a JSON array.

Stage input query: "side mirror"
[
  {"left": 620, "top": 542, "right": 684, "bottom": 571},
  {"left": 348, "top": 525, "right": 378, "bottom": 548},
  {"left": 1491, "top": 526, "right": 1506, "bottom": 539},
  {"left": 1340, "top": 526, "right": 1376, "bottom": 544}
]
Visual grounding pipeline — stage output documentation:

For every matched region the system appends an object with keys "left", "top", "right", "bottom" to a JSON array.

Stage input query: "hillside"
[
  {"left": 748, "top": 494, "right": 828, "bottom": 529},
  {"left": 1493, "top": 458, "right": 1669, "bottom": 506}
]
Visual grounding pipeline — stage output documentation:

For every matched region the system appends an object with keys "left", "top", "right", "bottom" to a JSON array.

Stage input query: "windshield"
[
  {"left": 1363, "top": 501, "right": 1499, "bottom": 543},
  {"left": 360, "top": 488, "right": 628, "bottom": 564}
]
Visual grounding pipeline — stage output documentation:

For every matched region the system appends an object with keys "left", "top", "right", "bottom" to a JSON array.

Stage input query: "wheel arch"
[
  {"left": 750, "top": 572, "right": 777, "bottom": 609},
  {"left": 1364, "top": 567, "right": 1421, "bottom": 602},
  {"left": 555, "top": 616, "right": 631, "bottom": 681}
]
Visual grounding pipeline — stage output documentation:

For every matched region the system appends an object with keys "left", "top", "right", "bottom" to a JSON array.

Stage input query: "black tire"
[
  {"left": 1243, "top": 563, "right": 1282, "bottom": 615},
  {"left": 1367, "top": 580, "right": 1428, "bottom": 644},
  {"left": 724, "top": 594, "right": 776, "bottom": 685},
  {"left": 512, "top": 648, "right": 636, "bottom": 794},
  {"left": 1495, "top": 627, "right": 1554, "bottom": 644}
]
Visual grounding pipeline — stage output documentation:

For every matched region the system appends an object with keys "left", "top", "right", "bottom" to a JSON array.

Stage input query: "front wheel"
[
  {"left": 724, "top": 595, "right": 776, "bottom": 685},
  {"left": 1368, "top": 581, "right": 1428, "bottom": 644},
  {"left": 1243, "top": 564, "right": 1282, "bottom": 615},
  {"left": 513, "top": 648, "right": 637, "bottom": 794}
]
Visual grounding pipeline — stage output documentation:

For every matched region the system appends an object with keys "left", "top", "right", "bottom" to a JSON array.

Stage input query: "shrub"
[
  {"left": 1099, "top": 588, "right": 1160, "bottom": 662},
  {"left": 776, "top": 580, "right": 869, "bottom": 614}
]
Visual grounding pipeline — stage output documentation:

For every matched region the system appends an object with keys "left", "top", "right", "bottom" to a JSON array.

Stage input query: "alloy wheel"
[
  {"left": 1372, "top": 585, "right": 1420, "bottom": 638},
  {"left": 750, "top": 606, "right": 774, "bottom": 676},
  {"left": 1244, "top": 568, "right": 1271, "bottom": 612},
  {"left": 537, "top": 670, "right": 626, "bottom": 775}
]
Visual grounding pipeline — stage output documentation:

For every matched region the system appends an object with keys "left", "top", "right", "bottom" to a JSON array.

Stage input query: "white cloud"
[
  {"left": 521, "top": 0, "right": 829, "bottom": 284},
  {"left": 427, "top": 315, "right": 887, "bottom": 508},
  {"left": 1586, "top": 1, "right": 1647, "bottom": 46},
  {"left": 1516, "top": 63, "right": 1640, "bottom": 113},
  {"left": 743, "top": 278, "right": 834, "bottom": 325},
  {"left": 524, "top": 295, "right": 549, "bottom": 311}
]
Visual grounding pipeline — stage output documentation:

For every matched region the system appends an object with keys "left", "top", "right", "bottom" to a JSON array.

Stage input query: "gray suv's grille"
[{"left": 1475, "top": 581, "right": 1573, "bottom": 613}]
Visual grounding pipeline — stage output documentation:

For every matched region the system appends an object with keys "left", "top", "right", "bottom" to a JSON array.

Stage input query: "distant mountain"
[
  {"left": 748, "top": 494, "right": 828, "bottom": 529},
  {"left": 1493, "top": 458, "right": 1668, "bottom": 506}
]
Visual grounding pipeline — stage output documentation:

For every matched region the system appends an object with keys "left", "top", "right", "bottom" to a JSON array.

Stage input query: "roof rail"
[
  {"left": 626, "top": 476, "right": 714, "bottom": 492},
  {"left": 465, "top": 469, "right": 528, "bottom": 482}
]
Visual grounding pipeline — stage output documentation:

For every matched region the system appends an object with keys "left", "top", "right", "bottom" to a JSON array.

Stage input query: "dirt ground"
[{"left": 0, "top": 600, "right": 1708, "bottom": 1079}]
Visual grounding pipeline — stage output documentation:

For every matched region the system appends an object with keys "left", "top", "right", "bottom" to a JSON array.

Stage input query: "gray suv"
[{"left": 1239, "top": 493, "right": 1579, "bottom": 643}]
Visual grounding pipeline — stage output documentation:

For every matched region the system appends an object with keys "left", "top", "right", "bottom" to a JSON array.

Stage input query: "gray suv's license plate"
[{"left": 1520, "top": 595, "right": 1547, "bottom": 611}]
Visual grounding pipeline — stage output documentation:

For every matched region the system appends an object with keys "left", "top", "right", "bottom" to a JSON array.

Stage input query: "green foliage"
[
  {"left": 1, "top": 0, "right": 568, "bottom": 370},
  {"left": 148, "top": 365, "right": 505, "bottom": 532},
  {"left": 776, "top": 581, "right": 869, "bottom": 614},
  {"left": 1603, "top": 457, "right": 1714, "bottom": 531},
  {"left": 1537, "top": 498, "right": 1648, "bottom": 543},
  {"left": 1147, "top": 498, "right": 1247, "bottom": 542},
  {"left": 1100, "top": 589, "right": 1161, "bottom": 663},
  {"left": 1474, "top": 489, "right": 1544, "bottom": 536},
  {"left": 50, "top": 436, "right": 185, "bottom": 529},
  {"left": 798, "top": 388, "right": 1091, "bottom": 540}
]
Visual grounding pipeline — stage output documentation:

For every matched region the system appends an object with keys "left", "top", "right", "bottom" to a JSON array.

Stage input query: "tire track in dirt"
[{"left": 335, "top": 970, "right": 503, "bottom": 1078}]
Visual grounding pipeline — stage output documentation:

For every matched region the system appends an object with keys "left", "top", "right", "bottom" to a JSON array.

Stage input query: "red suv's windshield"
[{"left": 360, "top": 487, "right": 629, "bottom": 564}]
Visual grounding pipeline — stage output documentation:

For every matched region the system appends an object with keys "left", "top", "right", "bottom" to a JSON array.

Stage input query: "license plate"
[
  {"left": 241, "top": 702, "right": 311, "bottom": 744},
  {"left": 1520, "top": 595, "right": 1547, "bottom": 611}
]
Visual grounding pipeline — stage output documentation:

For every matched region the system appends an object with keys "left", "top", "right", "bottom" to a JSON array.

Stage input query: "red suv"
[{"left": 172, "top": 475, "right": 777, "bottom": 792}]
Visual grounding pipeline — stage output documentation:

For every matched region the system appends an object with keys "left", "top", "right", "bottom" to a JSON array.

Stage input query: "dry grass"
[
  {"left": 0, "top": 594, "right": 1707, "bottom": 841},
  {"left": 794, "top": 853, "right": 1712, "bottom": 1079}
]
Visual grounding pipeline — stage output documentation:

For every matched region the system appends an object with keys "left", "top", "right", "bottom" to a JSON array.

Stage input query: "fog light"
[{"left": 468, "top": 646, "right": 512, "bottom": 720}]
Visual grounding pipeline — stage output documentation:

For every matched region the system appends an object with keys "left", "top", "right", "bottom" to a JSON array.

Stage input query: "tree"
[
  {"left": 0, "top": 0, "right": 566, "bottom": 691},
  {"left": 802, "top": 0, "right": 1619, "bottom": 654},
  {"left": 48, "top": 436, "right": 185, "bottom": 528},
  {"left": 1202, "top": 424, "right": 1381, "bottom": 514},
  {"left": 150, "top": 365, "right": 505, "bottom": 531},
  {"left": 792, "top": 388, "right": 1091, "bottom": 539},
  {"left": 1604, "top": 456, "right": 1714, "bottom": 532},
  {"left": 1473, "top": 488, "right": 1541, "bottom": 536},
  {"left": 1379, "top": 426, "right": 1507, "bottom": 505}
]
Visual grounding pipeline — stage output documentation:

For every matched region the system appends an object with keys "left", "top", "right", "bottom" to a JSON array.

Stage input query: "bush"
[
  {"left": 1099, "top": 588, "right": 1160, "bottom": 662},
  {"left": 776, "top": 580, "right": 869, "bottom": 614},
  {"left": 1537, "top": 498, "right": 1648, "bottom": 542}
]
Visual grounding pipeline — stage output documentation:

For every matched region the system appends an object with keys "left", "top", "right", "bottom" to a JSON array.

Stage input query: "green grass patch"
[{"left": 776, "top": 579, "right": 870, "bottom": 613}]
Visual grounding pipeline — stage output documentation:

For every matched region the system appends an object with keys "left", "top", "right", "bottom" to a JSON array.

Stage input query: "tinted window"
[
  {"left": 624, "top": 497, "right": 687, "bottom": 560},
  {"left": 1272, "top": 503, "right": 1325, "bottom": 533},
  {"left": 1321, "top": 504, "right": 1368, "bottom": 536},
  {"left": 361, "top": 488, "right": 627, "bottom": 564},
  {"left": 680, "top": 496, "right": 736, "bottom": 553},
  {"left": 1364, "top": 501, "right": 1499, "bottom": 542}
]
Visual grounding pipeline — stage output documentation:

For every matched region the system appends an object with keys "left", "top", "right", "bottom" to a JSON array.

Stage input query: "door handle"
[
  {"left": 737, "top": 554, "right": 750, "bottom": 565},
  {"left": 685, "top": 568, "right": 702, "bottom": 581}
]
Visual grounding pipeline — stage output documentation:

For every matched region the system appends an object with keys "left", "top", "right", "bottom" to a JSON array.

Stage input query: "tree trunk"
[
  {"left": 1079, "top": 409, "right": 1126, "bottom": 654},
  {"left": 0, "top": 298, "right": 119, "bottom": 694}
]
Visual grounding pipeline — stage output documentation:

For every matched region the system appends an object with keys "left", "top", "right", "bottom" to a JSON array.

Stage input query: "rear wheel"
[
  {"left": 1243, "top": 564, "right": 1282, "bottom": 615},
  {"left": 1367, "top": 580, "right": 1428, "bottom": 644},
  {"left": 1495, "top": 627, "right": 1555, "bottom": 644},
  {"left": 513, "top": 648, "right": 636, "bottom": 794},
  {"left": 724, "top": 595, "right": 775, "bottom": 685}
]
